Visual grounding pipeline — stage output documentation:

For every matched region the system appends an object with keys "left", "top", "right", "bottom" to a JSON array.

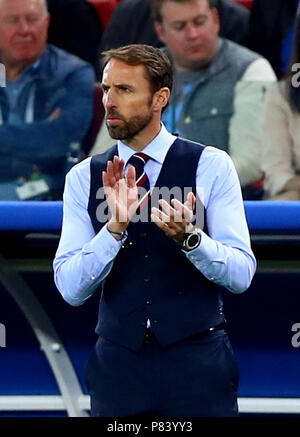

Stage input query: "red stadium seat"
[
  {"left": 232, "top": 0, "right": 254, "bottom": 9},
  {"left": 87, "top": 0, "right": 122, "bottom": 29}
]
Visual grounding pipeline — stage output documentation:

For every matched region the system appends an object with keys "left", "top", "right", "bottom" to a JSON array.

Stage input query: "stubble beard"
[{"left": 106, "top": 109, "right": 154, "bottom": 141}]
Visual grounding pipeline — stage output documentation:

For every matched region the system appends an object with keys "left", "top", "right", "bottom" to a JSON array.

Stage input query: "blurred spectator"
[
  {"left": 262, "top": 19, "right": 300, "bottom": 200},
  {"left": 247, "top": 0, "right": 299, "bottom": 78},
  {"left": 100, "top": 0, "right": 250, "bottom": 53},
  {"left": 94, "top": 0, "right": 276, "bottom": 199},
  {"left": 0, "top": 0, "right": 95, "bottom": 201},
  {"left": 47, "top": 0, "right": 103, "bottom": 78}
]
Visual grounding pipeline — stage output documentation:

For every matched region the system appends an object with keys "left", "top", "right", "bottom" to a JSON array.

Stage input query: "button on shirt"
[{"left": 53, "top": 124, "right": 256, "bottom": 306}]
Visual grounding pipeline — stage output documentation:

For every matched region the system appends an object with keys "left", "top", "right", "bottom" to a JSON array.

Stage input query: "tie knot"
[{"left": 128, "top": 152, "right": 150, "bottom": 167}]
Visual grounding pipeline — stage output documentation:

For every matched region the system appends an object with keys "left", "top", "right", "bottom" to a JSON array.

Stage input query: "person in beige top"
[
  {"left": 262, "top": 18, "right": 300, "bottom": 200},
  {"left": 262, "top": 80, "right": 300, "bottom": 200}
]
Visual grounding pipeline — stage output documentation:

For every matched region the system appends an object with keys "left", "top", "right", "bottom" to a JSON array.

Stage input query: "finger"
[
  {"left": 159, "top": 199, "right": 176, "bottom": 219},
  {"left": 184, "top": 191, "right": 196, "bottom": 212},
  {"left": 172, "top": 198, "right": 193, "bottom": 223},
  {"left": 152, "top": 207, "right": 183, "bottom": 233},
  {"left": 48, "top": 107, "right": 61, "bottom": 121},
  {"left": 105, "top": 162, "right": 117, "bottom": 187},
  {"left": 151, "top": 211, "right": 178, "bottom": 236},
  {"left": 161, "top": 198, "right": 187, "bottom": 224},
  {"left": 102, "top": 170, "right": 113, "bottom": 189},
  {"left": 113, "top": 156, "right": 125, "bottom": 181},
  {"left": 126, "top": 165, "right": 136, "bottom": 188},
  {"left": 151, "top": 206, "right": 172, "bottom": 224}
]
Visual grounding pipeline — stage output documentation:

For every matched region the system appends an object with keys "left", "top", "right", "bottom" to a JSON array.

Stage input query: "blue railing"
[{"left": 1, "top": 200, "right": 300, "bottom": 231}]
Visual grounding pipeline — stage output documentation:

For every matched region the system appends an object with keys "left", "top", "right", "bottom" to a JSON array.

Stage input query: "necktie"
[{"left": 127, "top": 152, "right": 150, "bottom": 211}]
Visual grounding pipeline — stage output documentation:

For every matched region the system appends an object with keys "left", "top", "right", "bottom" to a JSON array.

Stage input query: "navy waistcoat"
[{"left": 88, "top": 138, "right": 225, "bottom": 351}]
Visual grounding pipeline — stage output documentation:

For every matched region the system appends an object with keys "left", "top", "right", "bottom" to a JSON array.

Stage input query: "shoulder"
[
  {"left": 201, "top": 146, "right": 235, "bottom": 173},
  {"left": 91, "top": 144, "right": 118, "bottom": 166},
  {"left": 218, "top": 0, "right": 250, "bottom": 22},
  {"left": 222, "top": 38, "right": 261, "bottom": 63},
  {"left": 43, "top": 44, "right": 94, "bottom": 73},
  {"left": 111, "top": 0, "right": 146, "bottom": 15},
  {"left": 66, "top": 157, "right": 91, "bottom": 185}
]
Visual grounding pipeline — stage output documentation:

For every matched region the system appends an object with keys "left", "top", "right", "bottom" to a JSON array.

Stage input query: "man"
[
  {"left": 54, "top": 44, "right": 256, "bottom": 417},
  {"left": 93, "top": 0, "right": 276, "bottom": 200},
  {"left": 0, "top": 0, "right": 95, "bottom": 200},
  {"left": 100, "top": 0, "right": 250, "bottom": 53}
]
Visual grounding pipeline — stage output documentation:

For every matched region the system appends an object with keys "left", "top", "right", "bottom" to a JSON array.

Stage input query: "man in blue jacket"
[{"left": 0, "top": 0, "right": 95, "bottom": 200}]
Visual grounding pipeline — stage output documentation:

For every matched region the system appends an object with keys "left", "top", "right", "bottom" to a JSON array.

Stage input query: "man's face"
[
  {"left": 155, "top": 0, "right": 220, "bottom": 71},
  {"left": 102, "top": 59, "right": 155, "bottom": 141},
  {"left": 0, "top": 0, "right": 50, "bottom": 67}
]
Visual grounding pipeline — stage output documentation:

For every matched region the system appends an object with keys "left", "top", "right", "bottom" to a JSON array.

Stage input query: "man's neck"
[
  {"left": 122, "top": 121, "right": 162, "bottom": 152},
  {"left": 3, "top": 58, "right": 39, "bottom": 82}
]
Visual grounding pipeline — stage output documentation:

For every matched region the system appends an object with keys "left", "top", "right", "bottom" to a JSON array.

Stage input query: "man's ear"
[
  {"left": 211, "top": 8, "right": 220, "bottom": 34},
  {"left": 45, "top": 12, "right": 51, "bottom": 30},
  {"left": 152, "top": 87, "right": 171, "bottom": 112},
  {"left": 154, "top": 21, "right": 166, "bottom": 44}
]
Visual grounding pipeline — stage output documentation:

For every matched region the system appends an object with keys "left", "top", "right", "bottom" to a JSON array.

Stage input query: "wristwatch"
[{"left": 182, "top": 228, "right": 202, "bottom": 252}]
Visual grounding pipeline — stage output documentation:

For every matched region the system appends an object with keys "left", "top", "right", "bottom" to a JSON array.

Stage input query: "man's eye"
[
  {"left": 4, "top": 16, "right": 19, "bottom": 25},
  {"left": 194, "top": 17, "right": 206, "bottom": 26},
  {"left": 171, "top": 23, "right": 185, "bottom": 31},
  {"left": 27, "top": 15, "right": 40, "bottom": 24}
]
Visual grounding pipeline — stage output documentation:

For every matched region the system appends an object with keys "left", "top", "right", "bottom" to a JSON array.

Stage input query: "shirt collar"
[{"left": 117, "top": 123, "right": 177, "bottom": 165}]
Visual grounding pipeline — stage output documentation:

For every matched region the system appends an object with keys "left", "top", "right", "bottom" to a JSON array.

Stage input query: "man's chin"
[{"left": 107, "top": 126, "right": 126, "bottom": 140}]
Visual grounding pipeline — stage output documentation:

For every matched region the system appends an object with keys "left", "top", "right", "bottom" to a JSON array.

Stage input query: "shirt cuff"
[
  {"left": 83, "top": 223, "right": 125, "bottom": 263},
  {"left": 183, "top": 230, "right": 225, "bottom": 281}
]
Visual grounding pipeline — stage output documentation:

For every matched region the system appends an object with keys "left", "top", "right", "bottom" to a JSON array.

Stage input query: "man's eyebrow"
[
  {"left": 170, "top": 13, "right": 206, "bottom": 25},
  {"left": 101, "top": 82, "right": 135, "bottom": 90}
]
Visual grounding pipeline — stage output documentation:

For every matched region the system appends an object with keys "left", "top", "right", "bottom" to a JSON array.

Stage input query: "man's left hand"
[{"left": 151, "top": 192, "right": 196, "bottom": 246}]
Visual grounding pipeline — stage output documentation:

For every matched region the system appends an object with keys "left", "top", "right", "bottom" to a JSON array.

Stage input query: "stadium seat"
[
  {"left": 233, "top": 0, "right": 254, "bottom": 9},
  {"left": 87, "top": 0, "right": 122, "bottom": 29}
]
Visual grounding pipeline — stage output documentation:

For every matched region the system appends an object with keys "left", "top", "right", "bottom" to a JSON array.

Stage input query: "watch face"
[{"left": 188, "top": 233, "right": 199, "bottom": 248}]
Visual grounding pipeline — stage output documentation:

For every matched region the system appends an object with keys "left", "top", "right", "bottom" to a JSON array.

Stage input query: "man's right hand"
[{"left": 102, "top": 156, "right": 139, "bottom": 233}]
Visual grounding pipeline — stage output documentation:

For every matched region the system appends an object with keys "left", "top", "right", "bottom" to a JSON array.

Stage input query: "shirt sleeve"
[
  {"left": 229, "top": 58, "right": 277, "bottom": 186},
  {"left": 53, "top": 160, "right": 124, "bottom": 306},
  {"left": 261, "top": 83, "right": 296, "bottom": 197},
  {"left": 184, "top": 147, "right": 256, "bottom": 294}
]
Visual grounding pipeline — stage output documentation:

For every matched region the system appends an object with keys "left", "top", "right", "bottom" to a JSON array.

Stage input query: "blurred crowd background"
[{"left": 1, "top": 0, "right": 300, "bottom": 202}]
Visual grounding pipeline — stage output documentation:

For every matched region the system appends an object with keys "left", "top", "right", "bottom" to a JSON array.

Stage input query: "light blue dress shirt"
[{"left": 53, "top": 124, "right": 256, "bottom": 306}]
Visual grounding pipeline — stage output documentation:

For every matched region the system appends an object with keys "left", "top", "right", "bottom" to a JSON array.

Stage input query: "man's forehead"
[
  {"left": 0, "top": 0, "right": 47, "bottom": 15},
  {"left": 161, "top": 0, "right": 210, "bottom": 19},
  {"left": 103, "top": 59, "right": 148, "bottom": 82}
]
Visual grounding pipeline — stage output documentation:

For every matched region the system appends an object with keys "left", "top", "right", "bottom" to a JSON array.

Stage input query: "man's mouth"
[{"left": 106, "top": 112, "right": 124, "bottom": 125}]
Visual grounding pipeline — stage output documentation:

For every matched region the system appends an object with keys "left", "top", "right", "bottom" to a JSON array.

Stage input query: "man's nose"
[
  {"left": 103, "top": 90, "right": 117, "bottom": 109},
  {"left": 185, "top": 22, "right": 201, "bottom": 39},
  {"left": 17, "top": 18, "right": 30, "bottom": 33}
]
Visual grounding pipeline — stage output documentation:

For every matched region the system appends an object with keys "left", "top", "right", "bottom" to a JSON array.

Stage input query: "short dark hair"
[
  {"left": 150, "top": 0, "right": 217, "bottom": 22},
  {"left": 101, "top": 44, "right": 173, "bottom": 95}
]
